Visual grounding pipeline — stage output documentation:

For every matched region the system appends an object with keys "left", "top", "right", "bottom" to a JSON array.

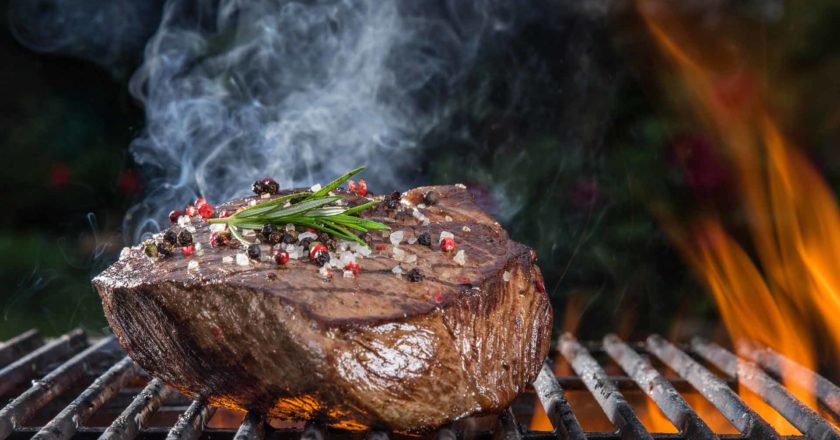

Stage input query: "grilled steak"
[{"left": 93, "top": 184, "right": 552, "bottom": 431}]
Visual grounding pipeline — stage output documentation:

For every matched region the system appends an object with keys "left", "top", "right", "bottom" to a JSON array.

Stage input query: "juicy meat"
[{"left": 93, "top": 185, "right": 552, "bottom": 431}]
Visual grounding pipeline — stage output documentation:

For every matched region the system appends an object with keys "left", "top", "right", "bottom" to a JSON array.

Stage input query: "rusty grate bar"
[
  {"left": 100, "top": 378, "right": 174, "bottom": 440},
  {"left": 532, "top": 363, "right": 586, "bottom": 440},
  {"left": 165, "top": 398, "right": 216, "bottom": 440},
  {"left": 737, "top": 341, "right": 840, "bottom": 420},
  {"left": 691, "top": 338, "right": 840, "bottom": 440},
  {"left": 603, "top": 335, "right": 717, "bottom": 440},
  {"left": 0, "top": 336, "right": 119, "bottom": 440},
  {"left": 31, "top": 357, "right": 138, "bottom": 440},
  {"left": 645, "top": 335, "right": 780, "bottom": 440},
  {"left": 559, "top": 333, "right": 653, "bottom": 440},
  {"left": 0, "top": 330, "right": 43, "bottom": 367},
  {"left": 0, "top": 330, "right": 87, "bottom": 397}
]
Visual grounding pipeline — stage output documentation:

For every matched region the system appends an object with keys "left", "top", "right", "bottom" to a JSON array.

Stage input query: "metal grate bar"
[
  {"left": 603, "top": 335, "right": 717, "bottom": 440},
  {"left": 366, "top": 430, "right": 390, "bottom": 440},
  {"left": 0, "top": 330, "right": 43, "bottom": 368},
  {"left": 737, "top": 341, "right": 840, "bottom": 419},
  {"left": 30, "top": 357, "right": 137, "bottom": 440},
  {"left": 691, "top": 338, "right": 840, "bottom": 440},
  {"left": 559, "top": 334, "right": 653, "bottom": 440},
  {"left": 299, "top": 422, "right": 325, "bottom": 440},
  {"left": 532, "top": 363, "right": 586, "bottom": 440},
  {"left": 0, "top": 329, "right": 88, "bottom": 398},
  {"left": 493, "top": 408, "right": 522, "bottom": 440},
  {"left": 0, "top": 336, "right": 119, "bottom": 440},
  {"left": 645, "top": 335, "right": 779, "bottom": 440},
  {"left": 233, "top": 413, "right": 265, "bottom": 440},
  {"left": 100, "top": 378, "right": 175, "bottom": 440},
  {"left": 435, "top": 425, "right": 457, "bottom": 440},
  {"left": 165, "top": 398, "right": 216, "bottom": 440}
]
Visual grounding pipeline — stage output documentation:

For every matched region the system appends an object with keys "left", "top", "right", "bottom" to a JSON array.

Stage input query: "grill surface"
[{"left": 0, "top": 329, "right": 837, "bottom": 440}]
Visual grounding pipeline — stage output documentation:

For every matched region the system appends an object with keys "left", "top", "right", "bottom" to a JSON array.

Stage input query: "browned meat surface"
[{"left": 93, "top": 184, "right": 552, "bottom": 431}]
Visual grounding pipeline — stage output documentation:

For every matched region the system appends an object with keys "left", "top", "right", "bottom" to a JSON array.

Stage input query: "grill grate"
[{"left": 0, "top": 329, "right": 837, "bottom": 440}]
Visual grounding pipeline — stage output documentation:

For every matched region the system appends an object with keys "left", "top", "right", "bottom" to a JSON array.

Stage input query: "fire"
[{"left": 638, "top": 0, "right": 840, "bottom": 429}]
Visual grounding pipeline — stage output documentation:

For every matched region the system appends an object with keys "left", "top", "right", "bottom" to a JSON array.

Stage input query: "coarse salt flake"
[
  {"left": 391, "top": 265, "right": 403, "bottom": 275},
  {"left": 445, "top": 215, "right": 453, "bottom": 222},
  {"left": 209, "top": 223, "right": 227, "bottom": 233},
  {"left": 319, "top": 265, "right": 333, "bottom": 278},
  {"left": 392, "top": 247, "right": 406, "bottom": 262},
  {"left": 389, "top": 230, "right": 405, "bottom": 245},
  {"left": 119, "top": 247, "right": 131, "bottom": 260},
  {"left": 439, "top": 231, "right": 455, "bottom": 242},
  {"left": 462, "top": 226, "right": 471, "bottom": 232},
  {"left": 455, "top": 183, "right": 467, "bottom": 189},
  {"left": 453, "top": 250, "right": 466, "bottom": 266},
  {"left": 343, "top": 270, "right": 355, "bottom": 278},
  {"left": 405, "top": 253, "right": 417, "bottom": 264},
  {"left": 222, "top": 256, "right": 234, "bottom": 264},
  {"left": 503, "top": 271, "right": 511, "bottom": 282},
  {"left": 177, "top": 216, "right": 191, "bottom": 226},
  {"left": 187, "top": 261, "right": 199, "bottom": 272},
  {"left": 310, "top": 183, "right": 322, "bottom": 192},
  {"left": 407, "top": 236, "right": 418, "bottom": 245},
  {"left": 236, "top": 253, "right": 250, "bottom": 266},
  {"left": 249, "top": 200, "right": 257, "bottom": 206},
  {"left": 260, "top": 193, "right": 271, "bottom": 199},
  {"left": 298, "top": 231, "right": 318, "bottom": 241}
]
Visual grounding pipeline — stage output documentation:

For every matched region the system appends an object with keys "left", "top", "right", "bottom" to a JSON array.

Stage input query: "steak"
[{"left": 93, "top": 184, "right": 552, "bottom": 431}]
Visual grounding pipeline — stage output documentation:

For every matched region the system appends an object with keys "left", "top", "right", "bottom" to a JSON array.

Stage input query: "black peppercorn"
[
  {"left": 314, "top": 250, "right": 330, "bottom": 267},
  {"left": 268, "top": 231, "right": 284, "bottom": 244},
  {"left": 247, "top": 244, "right": 261, "bottom": 260},
  {"left": 407, "top": 268, "right": 424, "bottom": 282},
  {"left": 282, "top": 230, "right": 298, "bottom": 244},
  {"left": 163, "top": 228, "right": 179, "bottom": 245},
  {"left": 417, "top": 232, "right": 432, "bottom": 247},
  {"left": 384, "top": 191, "right": 401, "bottom": 210},
  {"left": 252, "top": 177, "right": 279, "bottom": 195},
  {"left": 261, "top": 224, "right": 277, "bottom": 240},
  {"left": 299, "top": 237, "right": 313, "bottom": 250},
  {"left": 156, "top": 241, "right": 175, "bottom": 257},
  {"left": 177, "top": 229, "right": 193, "bottom": 247},
  {"left": 251, "top": 180, "right": 267, "bottom": 195},
  {"left": 423, "top": 190, "right": 440, "bottom": 205}
]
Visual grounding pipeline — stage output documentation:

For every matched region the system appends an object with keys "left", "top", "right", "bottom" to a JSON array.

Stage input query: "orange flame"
[{"left": 638, "top": 0, "right": 840, "bottom": 428}]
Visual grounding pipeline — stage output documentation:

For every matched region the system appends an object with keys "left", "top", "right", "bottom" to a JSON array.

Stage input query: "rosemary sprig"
[{"left": 208, "top": 166, "right": 389, "bottom": 246}]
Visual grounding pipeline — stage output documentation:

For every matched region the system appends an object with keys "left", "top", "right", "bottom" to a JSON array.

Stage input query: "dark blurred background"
[{"left": 0, "top": 0, "right": 838, "bottom": 344}]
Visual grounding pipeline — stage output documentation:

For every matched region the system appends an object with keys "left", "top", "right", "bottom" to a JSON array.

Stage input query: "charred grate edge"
[{"left": 0, "top": 329, "right": 837, "bottom": 440}]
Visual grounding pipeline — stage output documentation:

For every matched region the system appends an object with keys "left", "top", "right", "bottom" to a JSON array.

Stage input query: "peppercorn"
[
  {"left": 163, "top": 228, "right": 179, "bottom": 245},
  {"left": 314, "top": 251, "right": 330, "bottom": 267},
  {"left": 143, "top": 239, "right": 158, "bottom": 258},
  {"left": 274, "top": 250, "right": 289, "bottom": 265},
  {"left": 282, "top": 230, "right": 298, "bottom": 244},
  {"left": 407, "top": 268, "right": 424, "bottom": 282},
  {"left": 440, "top": 237, "right": 456, "bottom": 252},
  {"left": 210, "top": 231, "right": 230, "bottom": 247},
  {"left": 156, "top": 241, "right": 175, "bottom": 257},
  {"left": 168, "top": 209, "right": 184, "bottom": 223},
  {"left": 261, "top": 224, "right": 277, "bottom": 241},
  {"left": 247, "top": 244, "right": 261, "bottom": 260},
  {"left": 417, "top": 232, "right": 432, "bottom": 247},
  {"left": 177, "top": 229, "right": 193, "bottom": 247},
  {"left": 268, "top": 231, "right": 284, "bottom": 244},
  {"left": 252, "top": 178, "right": 279, "bottom": 195},
  {"left": 299, "top": 237, "right": 313, "bottom": 251},
  {"left": 423, "top": 190, "right": 440, "bottom": 205},
  {"left": 384, "top": 191, "right": 401, "bottom": 210}
]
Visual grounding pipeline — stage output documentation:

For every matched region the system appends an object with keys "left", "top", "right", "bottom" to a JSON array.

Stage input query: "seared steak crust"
[{"left": 93, "top": 185, "right": 552, "bottom": 430}]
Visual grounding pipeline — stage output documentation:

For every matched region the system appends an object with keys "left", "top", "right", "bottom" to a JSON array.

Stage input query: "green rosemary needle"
[{"left": 208, "top": 166, "right": 389, "bottom": 245}]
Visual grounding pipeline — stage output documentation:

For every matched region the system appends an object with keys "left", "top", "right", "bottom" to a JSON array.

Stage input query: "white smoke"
[{"left": 125, "top": 0, "right": 496, "bottom": 240}]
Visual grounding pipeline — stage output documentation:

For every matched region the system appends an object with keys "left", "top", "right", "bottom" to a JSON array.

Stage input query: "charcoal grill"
[{"left": 1, "top": 329, "right": 837, "bottom": 440}]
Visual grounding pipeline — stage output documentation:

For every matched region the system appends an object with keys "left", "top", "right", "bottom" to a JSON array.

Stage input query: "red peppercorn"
[
  {"left": 194, "top": 197, "right": 207, "bottom": 208},
  {"left": 209, "top": 231, "right": 230, "bottom": 247},
  {"left": 375, "top": 244, "right": 387, "bottom": 251},
  {"left": 185, "top": 205, "right": 198, "bottom": 216},
  {"left": 348, "top": 179, "right": 367, "bottom": 197},
  {"left": 306, "top": 228, "right": 317, "bottom": 233},
  {"left": 440, "top": 237, "right": 455, "bottom": 252},
  {"left": 344, "top": 261, "right": 361, "bottom": 275},
  {"left": 274, "top": 250, "right": 290, "bottom": 265},
  {"left": 168, "top": 209, "right": 184, "bottom": 223},
  {"left": 198, "top": 203, "right": 215, "bottom": 219},
  {"left": 181, "top": 244, "right": 195, "bottom": 256},
  {"left": 309, "top": 243, "right": 328, "bottom": 261},
  {"left": 433, "top": 291, "right": 443, "bottom": 303}
]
